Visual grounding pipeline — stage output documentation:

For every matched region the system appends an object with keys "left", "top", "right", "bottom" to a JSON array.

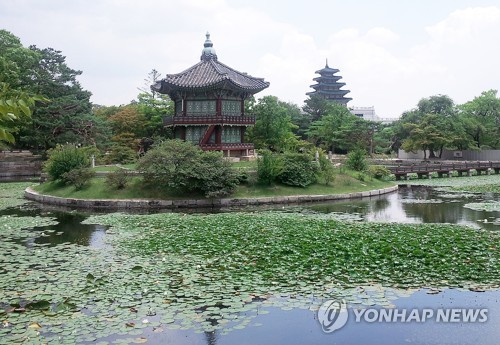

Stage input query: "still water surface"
[{"left": 2, "top": 186, "right": 499, "bottom": 344}]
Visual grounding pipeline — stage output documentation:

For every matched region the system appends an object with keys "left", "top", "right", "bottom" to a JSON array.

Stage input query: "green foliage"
[
  {"left": 398, "top": 173, "right": 500, "bottom": 193},
  {"left": 0, "top": 30, "right": 109, "bottom": 149},
  {"left": 44, "top": 144, "right": 90, "bottom": 180},
  {"left": 106, "top": 144, "right": 137, "bottom": 164},
  {"left": 61, "top": 168, "right": 95, "bottom": 190},
  {"left": 302, "top": 94, "right": 330, "bottom": 122},
  {"left": 307, "top": 103, "right": 373, "bottom": 153},
  {"left": 257, "top": 150, "right": 284, "bottom": 185},
  {"left": 459, "top": 90, "right": 500, "bottom": 149},
  {"left": 346, "top": 149, "right": 367, "bottom": 171},
  {"left": 106, "top": 169, "right": 130, "bottom": 190},
  {"left": 277, "top": 152, "right": 318, "bottom": 187},
  {"left": 191, "top": 151, "right": 240, "bottom": 198},
  {"left": 138, "top": 140, "right": 238, "bottom": 198},
  {"left": 395, "top": 94, "right": 490, "bottom": 157},
  {"left": 136, "top": 72, "right": 174, "bottom": 137},
  {"left": 318, "top": 154, "right": 335, "bottom": 185},
  {"left": 0, "top": 83, "right": 45, "bottom": 143},
  {"left": 368, "top": 165, "right": 391, "bottom": 180},
  {"left": 248, "top": 95, "right": 300, "bottom": 152}
]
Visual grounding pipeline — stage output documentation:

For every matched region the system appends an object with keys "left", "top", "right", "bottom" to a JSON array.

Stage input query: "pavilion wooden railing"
[{"left": 164, "top": 115, "right": 256, "bottom": 126}]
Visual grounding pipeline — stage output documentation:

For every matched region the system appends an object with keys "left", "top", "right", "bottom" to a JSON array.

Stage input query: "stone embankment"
[
  {"left": 24, "top": 185, "right": 398, "bottom": 210},
  {"left": 0, "top": 151, "right": 42, "bottom": 180}
]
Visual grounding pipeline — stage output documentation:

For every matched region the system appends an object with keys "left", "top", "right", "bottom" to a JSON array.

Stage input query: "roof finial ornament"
[
  {"left": 325, "top": 58, "right": 329, "bottom": 68},
  {"left": 201, "top": 31, "right": 217, "bottom": 61}
]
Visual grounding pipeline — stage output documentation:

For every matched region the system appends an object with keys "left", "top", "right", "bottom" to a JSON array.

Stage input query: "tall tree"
[
  {"left": 397, "top": 94, "right": 470, "bottom": 158},
  {"left": 0, "top": 31, "right": 109, "bottom": 150},
  {"left": 0, "top": 30, "right": 40, "bottom": 89},
  {"left": 0, "top": 83, "right": 39, "bottom": 143},
  {"left": 136, "top": 69, "right": 174, "bottom": 138},
  {"left": 307, "top": 103, "right": 372, "bottom": 153},
  {"left": 248, "top": 95, "right": 300, "bottom": 152},
  {"left": 459, "top": 90, "right": 500, "bottom": 149},
  {"left": 107, "top": 105, "right": 146, "bottom": 149},
  {"left": 302, "top": 94, "right": 330, "bottom": 122}
]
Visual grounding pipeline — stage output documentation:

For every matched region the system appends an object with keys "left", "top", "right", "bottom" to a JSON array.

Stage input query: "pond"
[{"left": 0, "top": 183, "right": 499, "bottom": 344}]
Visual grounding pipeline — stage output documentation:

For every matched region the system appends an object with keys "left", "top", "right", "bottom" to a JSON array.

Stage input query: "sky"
[{"left": 1, "top": 0, "right": 500, "bottom": 118}]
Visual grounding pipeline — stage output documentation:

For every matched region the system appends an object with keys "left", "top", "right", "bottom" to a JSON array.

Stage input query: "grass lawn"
[
  {"left": 92, "top": 164, "right": 137, "bottom": 172},
  {"left": 33, "top": 169, "right": 394, "bottom": 200},
  {"left": 233, "top": 174, "right": 393, "bottom": 197},
  {"left": 34, "top": 178, "right": 185, "bottom": 200}
]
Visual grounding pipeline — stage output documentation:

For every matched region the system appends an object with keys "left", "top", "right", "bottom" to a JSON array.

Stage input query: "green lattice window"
[
  {"left": 186, "top": 100, "right": 216, "bottom": 115},
  {"left": 221, "top": 100, "right": 241, "bottom": 115},
  {"left": 222, "top": 127, "right": 241, "bottom": 143},
  {"left": 185, "top": 126, "right": 208, "bottom": 143}
]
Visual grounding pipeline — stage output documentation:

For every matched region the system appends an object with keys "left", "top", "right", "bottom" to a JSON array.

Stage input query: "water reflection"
[
  {"left": 0, "top": 205, "right": 109, "bottom": 248},
  {"left": 302, "top": 186, "right": 499, "bottom": 231}
]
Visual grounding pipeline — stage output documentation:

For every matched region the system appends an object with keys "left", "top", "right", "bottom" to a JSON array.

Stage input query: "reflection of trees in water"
[
  {"left": 372, "top": 198, "right": 390, "bottom": 213},
  {"left": 29, "top": 210, "right": 106, "bottom": 247},
  {"left": 402, "top": 202, "right": 465, "bottom": 224},
  {"left": 400, "top": 186, "right": 434, "bottom": 201},
  {"left": 2, "top": 205, "right": 104, "bottom": 248},
  {"left": 307, "top": 200, "right": 371, "bottom": 215}
]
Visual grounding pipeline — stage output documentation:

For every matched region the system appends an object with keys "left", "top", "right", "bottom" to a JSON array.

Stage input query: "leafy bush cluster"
[
  {"left": 62, "top": 168, "right": 95, "bottom": 190},
  {"left": 257, "top": 151, "right": 320, "bottom": 187},
  {"left": 106, "top": 169, "right": 131, "bottom": 190},
  {"left": 44, "top": 144, "right": 90, "bottom": 180},
  {"left": 278, "top": 153, "right": 318, "bottom": 187},
  {"left": 318, "top": 154, "right": 335, "bottom": 185},
  {"left": 257, "top": 150, "right": 284, "bottom": 185},
  {"left": 346, "top": 149, "right": 367, "bottom": 172},
  {"left": 105, "top": 144, "right": 137, "bottom": 164},
  {"left": 44, "top": 144, "right": 96, "bottom": 190},
  {"left": 138, "top": 140, "right": 239, "bottom": 198},
  {"left": 368, "top": 165, "right": 391, "bottom": 180}
]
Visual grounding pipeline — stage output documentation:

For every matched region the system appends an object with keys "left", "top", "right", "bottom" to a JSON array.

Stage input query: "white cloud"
[{"left": 1, "top": 1, "right": 499, "bottom": 117}]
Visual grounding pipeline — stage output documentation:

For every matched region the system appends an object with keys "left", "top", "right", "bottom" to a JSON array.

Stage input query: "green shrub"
[
  {"left": 191, "top": 151, "right": 239, "bottom": 198},
  {"left": 106, "top": 144, "right": 137, "bottom": 164},
  {"left": 237, "top": 171, "right": 249, "bottom": 184},
  {"left": 44, "top": 144, "right": 90, "bottom": 180},
  {"left": 318, "top": 154, "right": 335, "bottom": 185},
  {"left": 356, "top": 172, "right": 366, "bottom": 182},
  {"left": 61, "top": 168, "right": 95, "bottom": 190},
  {"left": 368, "top": 165, "right": 391, "bottom": 180},
  {"left": 106, "top": 169, "right": 130, "bottom": 190},
  {"left": 138, "top": 140, "right": 238, "bottom": 198},
  {"left": 346, "top": 149, "right": 367, "bottom": 172},
  {"left": 257, "top": 150, "right": 284, "bottom": 185},
  {"left": 277, "top": 152, "right": 318, "bottom": 187}
]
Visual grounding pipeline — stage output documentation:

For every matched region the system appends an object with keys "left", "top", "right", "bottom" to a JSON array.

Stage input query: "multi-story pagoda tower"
[
  {"left": 306, "top": 60, "right": 352, "bottom": 105},
  {"left": 152, "top": 33, "right": 269, "bottom": 157}
]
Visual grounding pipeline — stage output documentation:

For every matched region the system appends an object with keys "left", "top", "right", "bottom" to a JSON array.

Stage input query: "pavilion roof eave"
[{"left": 154, "top": 79, "right": 269, "bottom": 97}]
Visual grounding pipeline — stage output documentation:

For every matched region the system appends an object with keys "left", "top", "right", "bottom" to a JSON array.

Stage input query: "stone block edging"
[{"left": 24, "top": 185, "right": 398, "bottom": 210}]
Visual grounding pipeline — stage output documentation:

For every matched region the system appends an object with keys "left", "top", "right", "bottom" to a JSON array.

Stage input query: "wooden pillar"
[
  {"left": 216, "top": 97, "right": 222, "bottom": 116},
  {"left": 240, "top": 127, "right": 245, "bottom": 143},
  {"left": 241, "top": 99, "right": 245, "bottom": 115},
  {"left": 182, "top": 97, "right": 187, "bottom": 116},
  {"left": 216, "top": 126, "right": 222, "bottom": 145}
]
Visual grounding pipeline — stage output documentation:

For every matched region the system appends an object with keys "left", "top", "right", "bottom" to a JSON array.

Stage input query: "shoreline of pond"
[{"left": 24, "top": 185, "right": 399, "bottom": 210}]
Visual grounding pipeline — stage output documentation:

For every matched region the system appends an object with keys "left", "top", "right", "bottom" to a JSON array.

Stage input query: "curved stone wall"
[{"left": 24, "top": 185, "right": 399, "bottom": 210}]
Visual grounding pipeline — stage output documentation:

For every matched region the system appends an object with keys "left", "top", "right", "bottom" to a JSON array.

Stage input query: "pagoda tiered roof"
[
  {"left": 306, "top": 60, "right": 352, "bottom": 104},
  {"left": 152, "top": 33, "right": 269, "bottom": 97}
]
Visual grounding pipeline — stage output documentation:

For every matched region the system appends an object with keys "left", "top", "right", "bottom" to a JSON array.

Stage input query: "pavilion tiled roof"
[{"left": 152, "top": 33, "right": 269, "bottom": 96}]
